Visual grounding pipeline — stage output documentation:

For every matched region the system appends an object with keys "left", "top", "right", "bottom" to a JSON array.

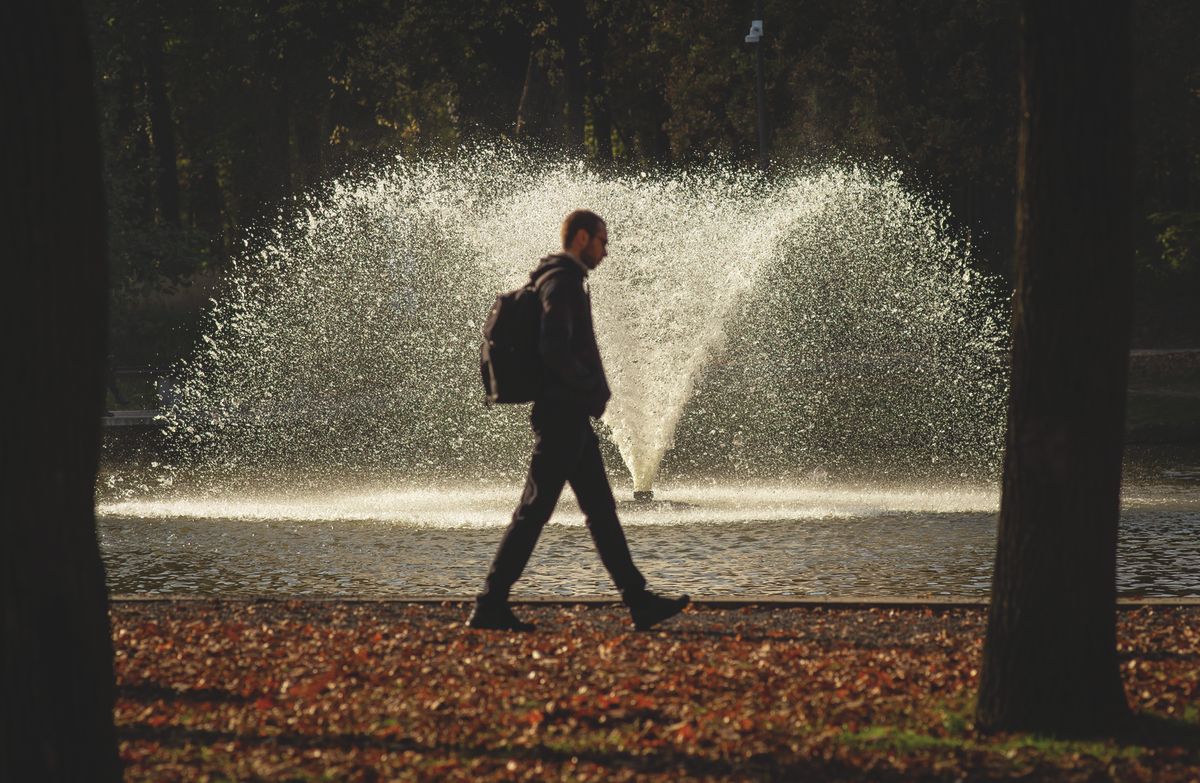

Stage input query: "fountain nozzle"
[{"left": 633, "top": 490, "right": 654, "bottom": 502}]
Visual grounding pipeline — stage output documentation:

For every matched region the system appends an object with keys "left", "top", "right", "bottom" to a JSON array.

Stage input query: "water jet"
[
  {"left": 145, "top": 148, "right": 1007, "bottom": 501},
  {"left": 94, "top": 150, "right": 1200, "bottom": 603}
]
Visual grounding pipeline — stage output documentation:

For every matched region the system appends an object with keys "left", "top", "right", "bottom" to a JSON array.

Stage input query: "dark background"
[{"left": 89, "top": 0, "right": 1200, "bottom": 370}]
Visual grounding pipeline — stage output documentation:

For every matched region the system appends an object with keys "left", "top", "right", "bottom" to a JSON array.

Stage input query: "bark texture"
[
  {"left": 976, "top": 0, "right": 1134, "bottom": 735},
  {"left": 1, "top": 2, "right": 120, "bottom": 779}
]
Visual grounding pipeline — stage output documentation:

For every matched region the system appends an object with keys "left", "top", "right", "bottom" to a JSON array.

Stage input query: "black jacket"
[{"left": 531, "top": 254, "right": 611, "bottom": 417}]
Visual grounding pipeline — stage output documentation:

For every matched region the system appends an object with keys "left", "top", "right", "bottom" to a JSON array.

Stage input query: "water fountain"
[
  {"left": 95, "top": 147, "right": 1200, "bottom": 599},
  {"left": 141, "top": 147, "right": 1008, "bottom": 497}
]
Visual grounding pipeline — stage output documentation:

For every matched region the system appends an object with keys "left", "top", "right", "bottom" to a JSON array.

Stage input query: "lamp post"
[{"left": 745, "top": 0, "right": 768, "bottom": 172}]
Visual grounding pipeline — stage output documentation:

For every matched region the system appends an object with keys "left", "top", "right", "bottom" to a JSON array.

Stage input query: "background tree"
[
  {"left": 976, "top": 0, "right": 1134, "bottom": 735},
  {"left": 85, "top": 0, "right": 1198, "bottom": 381},
  {"left": 1131, "top": 0, "right": 1200, "bottom": 345},
  {"left": 2, "top": 1, "right": 121, "bottom": 779}
]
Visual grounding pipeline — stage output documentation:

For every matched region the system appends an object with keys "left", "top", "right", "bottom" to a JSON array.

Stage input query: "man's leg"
[
  {"left": 567, "top": 424, "right": 647, "bottom": 600},
  {"left": 569, "top": 422, "right": 690, "bottom": 629},
  {"left": 476, "top": 405, "right": 584, "bottom": 607}
]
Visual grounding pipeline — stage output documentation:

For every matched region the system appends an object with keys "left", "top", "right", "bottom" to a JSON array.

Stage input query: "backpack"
[{"left": 479, "top": 277, "right": 547, "bottom": 405}]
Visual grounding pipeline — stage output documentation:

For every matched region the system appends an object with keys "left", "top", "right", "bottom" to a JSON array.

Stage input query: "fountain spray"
[{"left": 151, "top": 147, "right": 1006, "bottom": 501}]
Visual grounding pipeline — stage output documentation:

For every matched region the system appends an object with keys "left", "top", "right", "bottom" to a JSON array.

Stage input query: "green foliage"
[
  {"left": 1135, "top": 210, "right": 1200, "bottom": 345},
  {"left": 1149, "top": 211, "right": 1200, "bottom": 275},
  {"left": 842, "top": 724, "right": 1148, "bottom": 762}
]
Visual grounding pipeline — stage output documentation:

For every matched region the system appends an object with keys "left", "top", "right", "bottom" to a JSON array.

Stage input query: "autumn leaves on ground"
[{"left": 110, "top": 601, "right": 1200, "bottom": 781}]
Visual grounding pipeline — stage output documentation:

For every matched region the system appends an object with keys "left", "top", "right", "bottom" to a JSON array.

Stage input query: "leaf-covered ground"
[{"left": 111, "top": 601, "right": 1200, "bottom": 782}]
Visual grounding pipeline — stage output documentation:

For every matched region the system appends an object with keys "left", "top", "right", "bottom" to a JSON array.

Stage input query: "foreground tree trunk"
[
  {"left": 1, "top": 2, "right": 120, "bottom": 779},
  {"left": 977, "top": 0, "right": 1134, "bottom": 736}
]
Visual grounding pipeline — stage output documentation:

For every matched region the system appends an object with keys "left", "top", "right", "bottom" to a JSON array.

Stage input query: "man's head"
[{"left": 561, "top": 209, "right": 608, "bottom": 270}]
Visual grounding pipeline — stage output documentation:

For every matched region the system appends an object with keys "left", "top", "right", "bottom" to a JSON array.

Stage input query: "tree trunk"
[
  {"left": 143, "top": 17, "right": 180, "bottom": 227},
  {"left": 556, "top": 0, "right": 586, "bottom": 156},
  {"left": 293, "top": 86, "right": 325, "bottom": 189},
  {"left": 585, "top": 11, "right": 613, "bottom": 163},
  {"left": 114, "top": 60, "right": 154, "bottom": 223},
  {"left": 637, "top": 93, "right": 672, "bottom": 163},
  {"left": 232, "top": 0, "right": 292, "bottom": 229},
  {"left": 515, "top": 43, "right": 535, "bottom": 138},
  {"left": 976, "top": 0, "right": 1134, "bottom": 737},
  {"left": 1, "top": 2, "right": 120, "bottom": 780},
  {"left": 190, "top": 159, "right": 225, "bottom": 237},
  {"left": 273, "top": 67, "right": 293, "bottom": 194},
  {"left": 515, "top": 34, "right": 556, "bottom": 144}
]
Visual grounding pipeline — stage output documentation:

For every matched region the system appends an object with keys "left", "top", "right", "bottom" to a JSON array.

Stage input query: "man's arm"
[{"left": 538, "top": 272, "right": 600, "bottom": 391}]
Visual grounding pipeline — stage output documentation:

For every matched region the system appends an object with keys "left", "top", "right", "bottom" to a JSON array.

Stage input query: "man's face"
[{"left": 580, "top": 223, "right": 608, "bottom": 269}]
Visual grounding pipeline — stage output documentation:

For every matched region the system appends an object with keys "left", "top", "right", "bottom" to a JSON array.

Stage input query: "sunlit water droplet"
[{"left": 112, "top": 148, "right": 1010, "bottom": 499}]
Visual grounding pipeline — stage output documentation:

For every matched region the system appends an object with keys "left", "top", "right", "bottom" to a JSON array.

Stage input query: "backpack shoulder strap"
[{"left": 531, "top": 258, "right": 578, "bottom": 291}]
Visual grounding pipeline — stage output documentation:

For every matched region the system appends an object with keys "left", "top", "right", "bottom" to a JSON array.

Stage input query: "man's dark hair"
[{"left": 561, "top": 209, "right": 605, "bottom": 249}]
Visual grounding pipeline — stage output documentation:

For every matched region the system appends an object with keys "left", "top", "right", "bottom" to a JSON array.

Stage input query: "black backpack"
[{"left": 480, "top": 268, "right": 556, "bottom": 404}]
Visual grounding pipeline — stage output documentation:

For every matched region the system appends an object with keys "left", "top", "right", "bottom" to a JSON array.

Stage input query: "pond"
[{"left": 97, "top": 479, "right": 1200, "bottom": 598}]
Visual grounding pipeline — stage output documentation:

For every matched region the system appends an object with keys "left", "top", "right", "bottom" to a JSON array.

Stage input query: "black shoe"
[
  {"left": 466, "top": 603, "right": 535, "bottom": 632},
  {"left": 628, "top": 592, "right": 690, "bottom": 631}
]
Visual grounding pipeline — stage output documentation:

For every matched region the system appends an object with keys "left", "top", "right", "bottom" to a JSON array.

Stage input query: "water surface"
[{"left": 98, "top": 481, "right": 1200, "bottom": 598}]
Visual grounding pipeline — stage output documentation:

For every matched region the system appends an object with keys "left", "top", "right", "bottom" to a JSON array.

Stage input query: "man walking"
[{"left": 469, "top": 210, "right": 689, "bottom": 632}]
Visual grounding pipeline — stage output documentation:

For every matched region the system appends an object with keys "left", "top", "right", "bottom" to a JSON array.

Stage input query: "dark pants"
[{"left": 478, "top": 401, "right": 646, "bottom": 606}]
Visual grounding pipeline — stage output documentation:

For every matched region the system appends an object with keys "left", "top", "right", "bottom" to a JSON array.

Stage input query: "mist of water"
[{"left": 137, "top": 147, "right": 1007, "bottom": 499}]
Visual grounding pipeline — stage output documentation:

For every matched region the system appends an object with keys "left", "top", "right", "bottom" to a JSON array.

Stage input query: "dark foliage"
[{"left": 88, "top": 0, "right": 1200, "bottom": 369}]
